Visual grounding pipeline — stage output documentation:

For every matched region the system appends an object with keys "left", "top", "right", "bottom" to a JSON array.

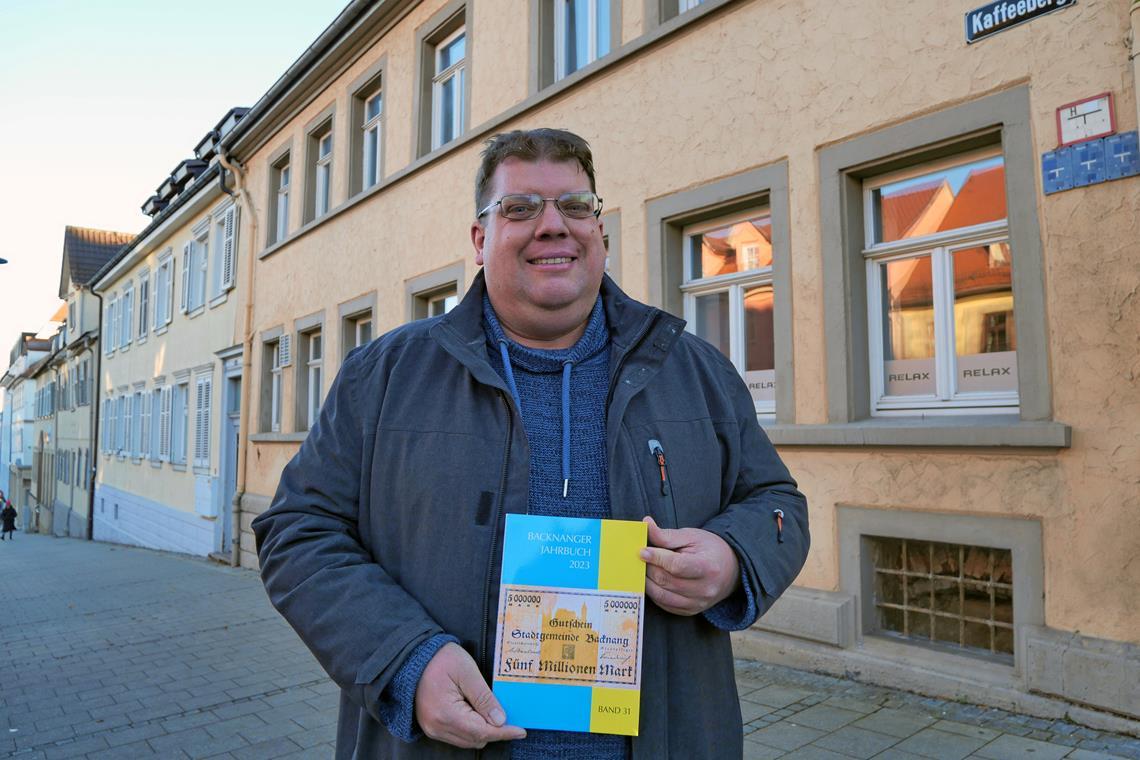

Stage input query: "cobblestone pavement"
[{"left": 2, "top": 533, "right": 1138, "bottom": 759}]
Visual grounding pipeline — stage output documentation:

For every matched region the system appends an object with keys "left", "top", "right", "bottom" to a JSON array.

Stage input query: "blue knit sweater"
[{"left": 378, "top": 297, "right": 756, "bottom": 757}]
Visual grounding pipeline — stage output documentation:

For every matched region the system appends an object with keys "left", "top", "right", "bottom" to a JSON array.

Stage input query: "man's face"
[{"left": 472, "top": 157, "right": 606, "bottom": 346}]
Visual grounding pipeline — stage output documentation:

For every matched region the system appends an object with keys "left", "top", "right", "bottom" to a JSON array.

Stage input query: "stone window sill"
[{"left": 764, "top": 415, "right": 1070, "bottom": 448}]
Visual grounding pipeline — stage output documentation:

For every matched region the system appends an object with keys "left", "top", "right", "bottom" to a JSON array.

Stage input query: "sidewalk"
[{"left": 2, "top": 533, "right": 1138, "bottom": 759}]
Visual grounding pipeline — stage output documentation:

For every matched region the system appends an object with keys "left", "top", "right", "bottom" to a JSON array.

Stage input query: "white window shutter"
[
  {"left": 160, "top": 386, "right": 172, "bottom": 461},
  {"left": 222, "top": 206, "right": 237, "bottom": 290},
  {"left": 278, "top": 334, "right": 293, "bottom": 367},
  {"left": 164, "top": 263, "right": 174, "bottom": 324},
  {"left": 180, "top": 244, "right": 191, "bottom": 313}
]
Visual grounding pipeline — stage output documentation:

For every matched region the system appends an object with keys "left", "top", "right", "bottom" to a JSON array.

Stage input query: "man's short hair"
[{"left": 474, "top": 128, "right": 597, "bottom": 216}]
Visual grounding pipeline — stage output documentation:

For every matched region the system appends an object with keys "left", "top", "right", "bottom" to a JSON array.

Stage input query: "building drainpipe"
[
  {"left": 87, "top": 294, "right": 104, "bottom": 542},
  {"left": 217, "top": 148, "right": 258, "bottom": 568}
]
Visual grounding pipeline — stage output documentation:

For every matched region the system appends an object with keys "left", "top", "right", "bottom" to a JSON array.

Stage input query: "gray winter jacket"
[{"left": 253, "top": 272, "right": 809, "bottom": 759}]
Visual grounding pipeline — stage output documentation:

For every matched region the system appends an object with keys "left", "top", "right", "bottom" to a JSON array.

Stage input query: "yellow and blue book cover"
[{"left": 492, "top": 514, "right": 647, "bottom": 736}]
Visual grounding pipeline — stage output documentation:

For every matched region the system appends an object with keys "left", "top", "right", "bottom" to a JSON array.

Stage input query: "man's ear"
[{"left": 471, "top": 220, "right": 486, "bottom": 266}]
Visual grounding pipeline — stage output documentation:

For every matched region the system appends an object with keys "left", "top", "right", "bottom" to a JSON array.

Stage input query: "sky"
[{"left": 0, "top": 0, "right": 350, "bottom": 372}]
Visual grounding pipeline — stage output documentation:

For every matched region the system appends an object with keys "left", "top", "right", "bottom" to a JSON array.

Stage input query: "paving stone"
[
  {"left": 745, "top": 685, "right": 816, "bottom": 708},
  {"left": 228, "top": 736, "right": 303, "bottom": 759},
  {"left": 41, "top": 734, "right": 111, "bottom": 760},
  {"left": 933, "top": 720, "right": 1002, "bottom": 742},
  {"left": 743, "top": 737, "right": 787, "bottom": 760},
  {"left": 812, "top": 725, "right": 901, "bottom": 759},
  {"left": 791, "top": 704, "right": 865, "bottom": 732},
  {"left": 748, "top": 722, "right": 827, "bottom": 751},
  {"left": 894, "top": 727, "right": 987, "bottom": 759},
  {"left": 973, "top": 734, "right": 1074, "bottom": 760},
  {"left": 853, "top": 709, "right": 939, "bottom": 739},
  {"left": 871, "top": 750, "right": 929, "bottom": 759},
  {"left": 791, "top": 746, "right": 852, "bottom": 760},
  {"left": 824, "top": 695, "right": 886, "bottom": 714},
  {"left": 741, "top": 700, "right": 777, "bottom": 723},
  {"left": 1067, "top": 749, "right": 1134, "bottom": 760}
]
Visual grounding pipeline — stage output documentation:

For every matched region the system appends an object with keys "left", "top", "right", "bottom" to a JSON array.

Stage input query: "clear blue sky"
[{"left": 0, "top": 0, "right": 349, "bottom": 369}]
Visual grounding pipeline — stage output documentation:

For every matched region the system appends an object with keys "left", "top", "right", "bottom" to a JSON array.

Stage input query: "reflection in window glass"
[
  {"left": 743, "top": 285, "right": 775, "bottom": 406},
  {"left": 689, "top": 214, "right": 772, "bottom": 280},
  {"left": 873, "top": 156, "right": 1005, "bottom": 244},
  {"left": 880, "top": 256, "right": 935, "bottom": 396},
  {"left": 693, "top": 291, "right": 729, "bottom": 359},
  {"left": 953, "top": 243, "right": 1017, "bottom": 394}
]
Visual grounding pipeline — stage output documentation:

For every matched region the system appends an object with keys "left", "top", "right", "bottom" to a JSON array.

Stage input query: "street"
[{"left": 2, "top": 534, "right": 1138, "bottom": 759}]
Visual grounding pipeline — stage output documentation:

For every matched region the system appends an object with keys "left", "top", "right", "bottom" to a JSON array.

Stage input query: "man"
[{"left": 254, "top": 128, "right": 809, "bottom": 759}]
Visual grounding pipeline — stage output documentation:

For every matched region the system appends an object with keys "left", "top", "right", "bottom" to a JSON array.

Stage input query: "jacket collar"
[{"left": 431, "top": 269, "right": 686, "bottom": 380}]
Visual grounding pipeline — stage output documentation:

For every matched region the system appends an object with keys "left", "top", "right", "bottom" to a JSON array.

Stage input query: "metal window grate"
[{"left": 870, "top": 536, "right": 1014, "bottom": 661}]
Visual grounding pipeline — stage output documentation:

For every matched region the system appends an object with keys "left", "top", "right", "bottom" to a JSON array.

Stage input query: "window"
[
  {"left": 864, "top": 151, "right": 1015, "bottom": 414},
  {"left": 77, "top": 359, "right": 89, "bottom": 406},
  {"left": 171, "top": 381, "right": 189, "bottom": 465},
  {"left": 182, "top": 227, "right": 209, "bottom": 313},
  {"left": 352, "top": 316, "right": 372, "bottom": 350},
  {"left": 120, "top": 284, "right": 133, "bottom": 348},
  {"left": 432, "top": 28, "right": 466, "bottom": 150},
  {"left": 314, "top": 131, "right": 332, "bottom": 216},
  {"left": 646, "top": 163, "right": 793, "bottom": 421},
  {"left": 68, "top": 301, "right": 76, "bottom": 333},
  {"left": 298, "top": 330, "right": 323, "bottom": 431},
  {"left": 194, "top": 374, "right": 212, "bottom": 468},
  {"left": 679, "top": 0, "right": 704, "bottom": 11},
  {"left": 428, "top": 290, "right": 458, "bottom": 317},
  {"left": 270, "top": 155, "right": 291, "bottom": 245},
  {"left": 154, "top": 252, "right": 174, "bottom": 329},
  {"left": 263, "top": 336, "right": 290, "bottom": 433},
  {"left": 408, "top": 262, "right": 465, "bottom": 322},
  {"left": 553, "top": 0, "right": 612, "bottom": 81},
  {"left": 870, "top": 536, "right": 1014, "bottom": 661},
  {"left": 682, "top": 209, "right": 776, "bottom": 415},
  {"left": 212, "top": 204, "right": 239, "bottom": 297},
  {"left": 815, "top": 87, "right": 1059, "bottom": 443},
  {"left": 362, "top": 88, "right": 383, "bottom": 190},
  {"left": 137, "top": 270, "right": 150, "bottom": 339}
]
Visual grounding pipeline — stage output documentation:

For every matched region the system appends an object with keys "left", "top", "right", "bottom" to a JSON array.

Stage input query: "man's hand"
[
  {"left": 640, "top": 516, "right": 741, "bottom": 616},
  {"left": 414, "top": 643, "right": 526, "bottom": 748}
]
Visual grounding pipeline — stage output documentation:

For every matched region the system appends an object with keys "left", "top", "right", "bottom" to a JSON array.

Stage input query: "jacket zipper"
[
  {"left": 646, "top": 438, "right": 679, "bottom": 528},
  {"left": 480, "top": 392, "right": 513, "bottom": 678}
]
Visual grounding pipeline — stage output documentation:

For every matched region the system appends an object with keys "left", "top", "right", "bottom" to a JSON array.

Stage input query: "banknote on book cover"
[{"left": 492, "top": 514, "right": 647, "bottom": 736}]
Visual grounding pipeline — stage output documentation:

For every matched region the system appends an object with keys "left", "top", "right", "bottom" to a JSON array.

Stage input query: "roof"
[{"left": 59, "top": 226, "right": 135, "bottom": 298}]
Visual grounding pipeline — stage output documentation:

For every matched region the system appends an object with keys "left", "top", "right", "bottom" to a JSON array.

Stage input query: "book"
[{"left": 491, "top": 513, "right": 647, "bottom": 736}]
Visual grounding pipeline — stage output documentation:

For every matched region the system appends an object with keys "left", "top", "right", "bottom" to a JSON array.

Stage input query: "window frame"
[
  {"left": 432, "top": 26, "right": 467, "bottom": 151},
  {"left": 645, "top": 162, "right": 794, "bottom": 423},
  {"left": 137, "top": 268, "right": 150, "bottom": 341},
  {"left": 414, "top": 1, "right": 469, "bottom": 157},
  {"left": 267, "top": 144, "right": 292, "bottom": 247},
  {"left": 814, "top": 86, "right": 1059, "bottom": 445},
  {"left": 407, "top": 261, "right": 466, "bottom": 322},
  {"left": 681, "top": 207, "right": 777, "bottom": 417},
  {"left": 293, "top": 312, "right": 325, "bottom": 432},
  {"left": 349, "top": 58, "right": 388, "bottom": 198},
  {"left": 304, "top": 108, "right": 336, "bottom": 225}
]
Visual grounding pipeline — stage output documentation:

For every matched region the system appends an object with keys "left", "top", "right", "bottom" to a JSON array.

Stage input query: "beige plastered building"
[
  {"left": 213, "top": 0, "right": 1140, "bottom": 729},
  {"left": 91, "top": 112, "right": 248, "bottom": 559}
]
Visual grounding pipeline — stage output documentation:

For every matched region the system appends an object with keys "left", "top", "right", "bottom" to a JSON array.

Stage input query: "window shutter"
[
  {"left": 160, "top": 386, "right": 172, "bottom": 461},
  {"left": 123, "top": 290, "right": 133, "bottom": 346},
  {"left": 180, "top": 245, "right": 191, "bottom": 313},
  {"left": 154, "top": 269, "right": 163, "bottom": 327},
  {"left": 278, "top": 334, "right": 293, "bottom": 367},
  {"left": 140, "top": 392, "right": 150, "bottom": 460},
  {"left": 222, "top": 206, "right": 238, "bottom": 290},
  {"left": 164, "top": 263, "right": 174, "bottom": 324},
  {"left": 103, "top": 303, "right": 112, "bottom": 354}
]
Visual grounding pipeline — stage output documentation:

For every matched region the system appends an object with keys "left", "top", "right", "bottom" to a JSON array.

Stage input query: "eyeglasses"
[{"left": 477, "top": 192, "right": 603, "bottom": 221}]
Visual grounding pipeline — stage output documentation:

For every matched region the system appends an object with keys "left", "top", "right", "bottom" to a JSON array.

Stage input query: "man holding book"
[{"left": 254, "top": 128, "right": 809, "bottom": 759}]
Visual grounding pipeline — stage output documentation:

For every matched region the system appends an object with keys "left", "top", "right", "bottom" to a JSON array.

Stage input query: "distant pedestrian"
[{"left": 2, "top": 498, "right": 16, "bottom": 541}]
